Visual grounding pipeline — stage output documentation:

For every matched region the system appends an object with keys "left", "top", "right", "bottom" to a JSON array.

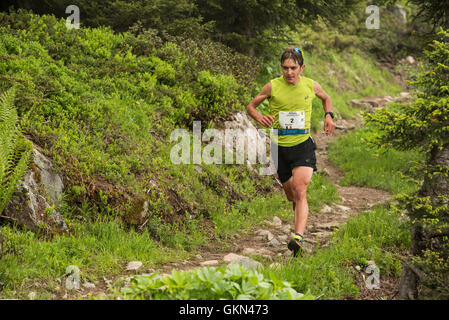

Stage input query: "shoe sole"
[{"left": 288, "top": 239, "right": 303, "bottom": 257}]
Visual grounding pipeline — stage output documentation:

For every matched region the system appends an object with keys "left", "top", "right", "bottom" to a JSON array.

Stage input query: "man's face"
[{"left": 281, "top": 58, "right": 305, "bottom": 85}]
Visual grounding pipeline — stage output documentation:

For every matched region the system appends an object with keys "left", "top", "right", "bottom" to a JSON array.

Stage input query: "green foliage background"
[
  {"left": 0, "top": 9, "right": 275, "bottom": 248},
  {"left": 0, "top": 88, "right": 32, "bottom": 214},
  {"left": 365, "top": 29, "right": 449, "bottom": 298}
]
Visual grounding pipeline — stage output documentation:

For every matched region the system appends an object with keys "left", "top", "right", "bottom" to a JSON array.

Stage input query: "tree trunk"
[
  {"left": 398, "top": 143, "right": 449, "bottom": 299},
  {"left": 245, "top": 15, "right": 255, "bottom": 57},
  {"left": 399, "top": 225, "right": 423, "bottom": 299}
]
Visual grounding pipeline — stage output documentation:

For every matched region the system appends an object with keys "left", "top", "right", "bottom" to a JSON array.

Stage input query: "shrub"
[{"left": 121, "top": 263, "right": 316, "bottom": 300}]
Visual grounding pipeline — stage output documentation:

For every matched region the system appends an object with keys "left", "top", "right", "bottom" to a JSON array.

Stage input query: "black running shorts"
[{"left": 272, "top": 136, "right": 317, "bottom": 184}]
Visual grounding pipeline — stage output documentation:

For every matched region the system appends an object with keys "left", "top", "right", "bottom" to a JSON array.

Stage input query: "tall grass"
[
  {"left": 327, "top": 127, "right": 422, "bottom": 194},
  {"left": 0, "top": 218, "right": 183, "bottom": 299},
  {"left": 265, "top": 205, "right": 410, "bottom": 299}
]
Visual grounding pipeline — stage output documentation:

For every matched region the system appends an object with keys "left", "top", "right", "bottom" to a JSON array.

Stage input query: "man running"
[{"left": 246, "top": 46, "right": 336, "bottom": 256}]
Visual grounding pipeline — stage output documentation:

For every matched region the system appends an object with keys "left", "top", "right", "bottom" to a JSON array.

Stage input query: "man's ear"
[{"left": 300, "top": 64, "right": 306, "bottom": 73}]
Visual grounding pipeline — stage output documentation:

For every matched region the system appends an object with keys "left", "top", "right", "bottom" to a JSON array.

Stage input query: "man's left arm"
[{"left": 314, "top": 81, "right": 336, "bottom": 136}]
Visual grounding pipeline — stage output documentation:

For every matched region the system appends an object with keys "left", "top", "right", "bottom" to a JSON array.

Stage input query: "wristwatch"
[{"left": 325, "top": 111, "right": 334, "bottom": 119}]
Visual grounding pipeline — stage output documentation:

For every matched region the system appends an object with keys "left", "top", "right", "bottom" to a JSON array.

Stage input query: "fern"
[{"left": 0, "top": 88, "right": 32, "bottom": 214}]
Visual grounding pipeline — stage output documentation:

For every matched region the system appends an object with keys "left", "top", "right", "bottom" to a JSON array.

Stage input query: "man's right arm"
[{"left": 246, "top": 82, "right": 275, "bottom": 128}]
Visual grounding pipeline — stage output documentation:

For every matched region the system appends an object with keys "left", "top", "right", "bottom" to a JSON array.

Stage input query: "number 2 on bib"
[{"left": 279, "top": 111, "right": 305, "bottom": 129}]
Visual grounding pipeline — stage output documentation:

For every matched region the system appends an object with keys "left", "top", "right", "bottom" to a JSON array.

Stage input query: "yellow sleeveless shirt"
[{"left": 268, "top": 76, "right": 315, "bottom": 147}]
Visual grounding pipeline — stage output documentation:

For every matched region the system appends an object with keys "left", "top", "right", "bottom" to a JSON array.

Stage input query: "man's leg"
[
  {"left": 291, "top": 166, "right": 314, "bottom": 235},
  {"left": 281, "top": 178, "right": 295, "bottom": 209},
  {"left": 286, "top": 166, "right": 313, "bottom": 256}
]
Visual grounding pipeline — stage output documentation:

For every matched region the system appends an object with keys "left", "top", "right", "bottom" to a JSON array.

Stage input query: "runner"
[{"left": 246, "top": 46, "right": 336, "bottom": 256}]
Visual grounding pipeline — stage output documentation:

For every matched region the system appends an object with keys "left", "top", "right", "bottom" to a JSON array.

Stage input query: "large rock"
[
  {"left": 31, "top": 148, "right": 64, "bottom": 203},
  {"left": 221, "top": 112, "right": 277, "bottom": 176},
  {"left": 347, "top": 96, "right": 394, "bottom": 113},
  {"left": 3, "top": 147, "right": 68, "bottom": 234}
]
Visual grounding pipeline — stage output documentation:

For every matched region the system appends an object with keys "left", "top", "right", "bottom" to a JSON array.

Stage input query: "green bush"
[
  {"left": 0, "top": 10, "right": 260, "bottom": 227},
  {"left": 121, "top": 264, "right": 316, "bottom": 300},
  {"left": 193, "top": 70, "right": 242, "bottom": 123}
]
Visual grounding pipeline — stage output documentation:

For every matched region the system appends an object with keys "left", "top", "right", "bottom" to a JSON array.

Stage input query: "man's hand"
[
  {"left": 324, "top": 115, "right": 336, "bottom": 136},
  {"left": 258, "top": 115, "right": 275, "bottom": 128},
  {"left": 246, "top": 83, "right": 272, "bottom": 127}
]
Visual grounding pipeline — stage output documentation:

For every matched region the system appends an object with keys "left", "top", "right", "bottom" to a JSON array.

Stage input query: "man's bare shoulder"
[
  {"left": 313, "top": 81, "right": 330, "bottom": 99},
  {"left": 313, "top": 81, "right": 323, "bottom": 92},
  {"left": 259, "top": 81, "right": 272, "bottom": 98}
]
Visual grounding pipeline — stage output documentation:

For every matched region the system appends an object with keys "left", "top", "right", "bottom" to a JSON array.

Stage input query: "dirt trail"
[{"left": 153, "top": 110, "right": 392, "bottom": 273}]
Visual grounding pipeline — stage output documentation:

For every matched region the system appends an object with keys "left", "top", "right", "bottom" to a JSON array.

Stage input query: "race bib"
[{"left": 279, "top": 111, "right": 305, "bottom": 129}]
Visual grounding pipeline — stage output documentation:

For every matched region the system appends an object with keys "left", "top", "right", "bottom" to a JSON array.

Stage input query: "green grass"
[
  {"left": 306, "top": 49, "right": 403, "bottom": 129},
  {"left": 265, "top": 205, "right": 410, "bottom": 299},
  {"left": 328, "top": 127, "right": 422, "bottom": 194},
  {"left": 307, "top": 172, "right": 341, "bottom": 212},
  {"left": 0, "top": 10, "right": 413, "bottom": 301},
  {"left": 0, "top": 218, "right": 184, "bottom": 299},
  {"left": 212, "top": 172, "right": 339, "bottom": 239}
]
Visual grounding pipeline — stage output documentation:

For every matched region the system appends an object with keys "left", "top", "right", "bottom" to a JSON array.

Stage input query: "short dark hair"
[{"left": 281, "top": 46, "right": 304, "bottom": 66}]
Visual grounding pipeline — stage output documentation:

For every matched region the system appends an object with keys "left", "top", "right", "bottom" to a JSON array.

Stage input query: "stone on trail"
[
  {"left": 303, "top": 237, "right": 317, "bottom": 245},
  {"left": 257, "top": 248, "right": 275, "bottom": 256},
  {"left": 126, "top": 261, "right": 143, "bottom": 271},
  {"left": 267, "top": 237, "right": 281, "bottom": 247},
  {"left": 223, "top": 253, "right": 245, "bottom": 264},
  {"left": 336, "top": 205, "right": 351, "bottom": 212},
  {"left": 277, "top": 235, "right": 288, "bottom": 243},
  {"left": 321, "top": 205, "right": 333, "bottom": 214},
  {"left": 315, "top": 222, "right": 340, "bottom": 231},
  {"left": 242, "top": 248, "right": 257, "bottom": 255},
  {"left": 242, "top": 247, "right": 275, "bottom": 256},
  {"left": 281, "top": 224, "right": 292, "bottom": 234},
  {"left": 230, "top": 257, "right": 262, "bottom": 271},
  {"left": 200, "top": 260, "right": 219, "bottom": 267},
  {"left": 255, "top": 229, "right": 274, "bottom": 241},
  {"left": 272, "top": 216, "right": 282, "bottom": 226},
  {"left": 265, "top": 216, "right": 282, "bottom": 227},
  {"left": 83, "top": 282, "right": 96, "bottom": 289}
]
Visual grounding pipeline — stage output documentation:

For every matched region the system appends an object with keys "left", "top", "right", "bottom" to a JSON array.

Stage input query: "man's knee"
[
  {"left": 291, "top": 167, "right": 313, "bottom": 202},
  {"left": 292, "top": 185, "right": 307, "bottom": 202},
  {"left": 282, "top": 179, "right": 295, "bottom": 202}
]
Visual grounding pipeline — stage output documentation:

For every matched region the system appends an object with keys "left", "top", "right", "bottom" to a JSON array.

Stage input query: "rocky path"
[{"left": 155, "top": 97, "right": 403, "bottom": 274}]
